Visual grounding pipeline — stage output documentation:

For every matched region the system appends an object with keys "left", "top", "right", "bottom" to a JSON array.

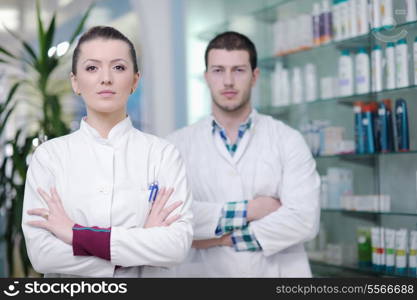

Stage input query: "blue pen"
[{"left": 148, "top": 182, "right": 159, "bottom": 202}]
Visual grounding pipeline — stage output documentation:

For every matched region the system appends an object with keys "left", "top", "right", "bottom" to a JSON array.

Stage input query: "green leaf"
[
  {"left": 3, "top": 25, "right": 38, "bottom": 64},
  {"left": 0, "top": 46, "right": 16, "bottom": 59},
  {"left": 45, "top": 13, "right": 56, "bottom": 52},
  {"left": 46, "top": 56, "right": 58, "bottom": 74},
  {"left": 0, "top": 58, "right": 10, "bottom": 64},
  {"left": 0, "top": 104, "right": 17, "bottom": 137},
  {"left": 36, "top": 0, "right": 46, "bottom": 69},
  {"left": 4, "top": 82, "right": 20, "bottom": 108},
  {"left": 69, "top": 3, "right": 95, "bottom": 45}
]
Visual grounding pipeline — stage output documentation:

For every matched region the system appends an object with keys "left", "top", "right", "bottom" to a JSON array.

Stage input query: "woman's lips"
[{"left": 97, "top": 90, "right": 116, "bottom": 98}]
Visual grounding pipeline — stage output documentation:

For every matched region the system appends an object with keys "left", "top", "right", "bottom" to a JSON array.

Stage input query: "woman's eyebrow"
[{"left": 82, "top": 58, "right": 128, "bottom": 64}]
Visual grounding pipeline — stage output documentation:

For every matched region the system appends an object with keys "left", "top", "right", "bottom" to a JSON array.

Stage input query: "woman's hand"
[
  {"left": 27, "top": 187, "right": 75, "bottom": 245},
  {"left": 144, "top": 187, "right": 182, "bottom": 228}
]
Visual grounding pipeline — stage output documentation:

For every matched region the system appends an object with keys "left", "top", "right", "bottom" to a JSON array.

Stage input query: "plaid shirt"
[
  {"left": 212, "top": 117, "right": 262, "bottom": 251},
  {"left": 211, "top": 118, "right": 252, "bottom": 156}
]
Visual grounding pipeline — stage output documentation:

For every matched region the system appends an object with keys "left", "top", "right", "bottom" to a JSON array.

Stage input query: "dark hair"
[
  {"left": 72, "top": 26, "right": 138, "bottom": 74},
  {"left": 204, "top": 31, "right": 257, "bottom": 71}
]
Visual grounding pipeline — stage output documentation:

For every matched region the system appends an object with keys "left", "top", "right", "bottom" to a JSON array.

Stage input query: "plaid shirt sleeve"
[
  {"left": 231, "top": 225, "right": 262, "bottom": 252},
  {"left": 215, "top": 200, "right": 249, "bottom": 236},
  {"left": 214, "top": 200, "right": 262, "bottom": 252}
]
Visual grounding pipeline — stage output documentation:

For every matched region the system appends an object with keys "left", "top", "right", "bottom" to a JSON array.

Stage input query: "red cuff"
[{"left": 72, "top": 224, "right": 111, "bottom": 261}]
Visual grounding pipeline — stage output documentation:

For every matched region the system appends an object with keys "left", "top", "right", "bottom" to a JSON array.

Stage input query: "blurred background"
[{"left": 0, "top": 0, "right": 417, "bottom": 278}]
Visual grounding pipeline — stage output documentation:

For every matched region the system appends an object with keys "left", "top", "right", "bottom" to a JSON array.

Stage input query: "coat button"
[
  {"left": 99, "top": 186, "right": 111, "bottom": 195},
  {"left": 229, "top": 170, "right": 238, "bottom": 176}
]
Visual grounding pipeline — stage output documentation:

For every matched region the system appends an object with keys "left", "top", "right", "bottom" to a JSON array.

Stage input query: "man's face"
[{"left": 205, "top": 49, "right": 259, "bottom": 113}]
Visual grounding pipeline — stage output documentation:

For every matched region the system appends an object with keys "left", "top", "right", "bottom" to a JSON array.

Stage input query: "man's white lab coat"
[
  {"left": 22, "top": 117, "right": 193, "bottom": 277},
  {"left": 163, "top": 110, "right": 320, "bottom": 277}
]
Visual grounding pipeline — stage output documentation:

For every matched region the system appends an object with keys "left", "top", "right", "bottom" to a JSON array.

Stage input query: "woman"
[{"left": 21, "top": 26, "right": 193, "bottom": 277}]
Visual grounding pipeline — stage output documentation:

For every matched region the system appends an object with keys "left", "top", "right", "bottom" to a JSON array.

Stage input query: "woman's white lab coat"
[
  {"left": 163, "top": 110, "right": 320, "bottom": 277},
  {"left": 22, "top": 117, "right": 193, "bottom": 277}
]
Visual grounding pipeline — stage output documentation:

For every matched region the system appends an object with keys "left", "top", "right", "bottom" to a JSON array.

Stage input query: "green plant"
[{"left": 0, "top": 1, "right": 93, "bottom": 277}]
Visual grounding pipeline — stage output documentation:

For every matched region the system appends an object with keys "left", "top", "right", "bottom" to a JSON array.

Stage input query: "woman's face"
[{"left": 70, "top": 38, "right": 140, "bottom": 115}]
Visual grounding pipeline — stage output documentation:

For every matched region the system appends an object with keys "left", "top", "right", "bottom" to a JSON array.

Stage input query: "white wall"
[{"left": 131, "top": 0, "right": 187, "bottom": 136}]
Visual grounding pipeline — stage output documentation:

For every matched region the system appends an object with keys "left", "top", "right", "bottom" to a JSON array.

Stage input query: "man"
[{"left": 167, "top": 31, "right": 320, "bottom": 277}]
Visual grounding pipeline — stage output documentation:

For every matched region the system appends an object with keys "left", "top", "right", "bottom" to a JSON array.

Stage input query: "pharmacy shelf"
[
  {"left": 338, "top": 85, "right": 417, "bottom": 106},
  {"left": 257, "top": 85, "right": 417, "bottom": 115},
  {"left": 275, "top": 34, "right": 370, "bottom": 59},
  {"left": 310, "top": 259, "right": 414, "bottom": 278},
  {"left": 321, "top": 208, "right": 417, "bottom": 217},
  {"left": 313, "top": 151, "right": 417, "bottom": 166},
  {"left": 315, "top": 150, "right": 417, "bottom": 160},
  {"left": 259, "top": 20, "right": 417, "bottom": 61}
]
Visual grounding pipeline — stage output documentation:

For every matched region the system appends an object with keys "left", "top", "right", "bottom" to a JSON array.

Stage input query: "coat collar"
[
  {"left": 208, "top": 109, "right": 259, "bottom": 135},
  {"left": 80, "top": 115, "right": 133, "bottom": 147},
  {"left": 208, "top": 109, "right": 259, "bottom": 165}
]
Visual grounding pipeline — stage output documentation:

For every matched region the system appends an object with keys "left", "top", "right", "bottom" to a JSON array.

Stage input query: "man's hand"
[
  {"left": 192, "top": 234, "right": 232, "bottom": 249},
  {"left": 247, "top": 196, "right": 281, "bottom": 222}
]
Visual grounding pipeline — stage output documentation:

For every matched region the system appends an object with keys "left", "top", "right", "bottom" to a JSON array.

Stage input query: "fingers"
[
  {"left": 163, "top": 214, "right": 181, "bottom": 226},
  {"left": 37, "top": 188, "right": 52, "bottom": 206},
  {"left": 152, "top": 188, "right": 173, "bottom": 212},
  {"left": 27, "top": 220, "right": 49, "bottom": 230},
  {"left": 161, "top": 201, "right": 183, "bottom": 220},
  {"left": 37, "top": 187, "right": 63, "bottom": 212},
  {"left": 27, "top": 208, "right": 49, "bottom": 219},
  {"left": 51, "top": 187, "right": 62, "bottom": 204}
]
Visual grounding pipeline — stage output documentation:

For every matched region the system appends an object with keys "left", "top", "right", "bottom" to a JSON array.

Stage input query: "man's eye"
[
  {"left": 86, "top": 66, "right": 97, "bottom": 72},
  {"left": 114, "top": 65, "right": 126, "bottom": 71},
  {"left": 236, "top": 68, "right": 245, "bottom": 72},
  {"left": 213, "top": 69, "right": 222, "bottom": 73}
]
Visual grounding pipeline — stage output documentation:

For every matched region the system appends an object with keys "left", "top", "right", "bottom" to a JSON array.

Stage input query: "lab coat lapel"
[
  {"left": 231, "top": 127, "right": 251, "bottom": 165},
  {"left": 231, "top": 109, "right": 259, "bottom": 165}
]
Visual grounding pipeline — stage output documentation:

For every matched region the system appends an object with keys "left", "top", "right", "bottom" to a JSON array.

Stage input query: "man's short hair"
[{"left": 204, "top": 31, "right": 257, "bottom": 71}]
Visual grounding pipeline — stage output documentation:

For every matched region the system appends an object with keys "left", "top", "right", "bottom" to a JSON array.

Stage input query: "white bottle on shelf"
[
  {"left": 406, "top": 0, "right": 417, "bottom": 22},
  {"left": 372, "top": 45, "right": 383, "bottom": 92},
  {"left": 340, "top": 0, "right": 350, "bottom": 39},
  {"left": 302, "top": 13, "right": 314, "bottom": 49},
  {"left": 338, "top": 49, "right": 354, "bottom": 96},
  {"left": 371, "top": 0, "right": 382, "bottom": 29},
  {"left": 395, "top": 39, "right": 410, "bottom": 88},
  {"left": 271, "top": 64, "right": 281, "bottom": 107},
  {"left": 313, "top": 3, "right": 322, "bottom": 46},
  {"left": 349, "top": 0, "right": 358, "bottom": 37},
  {"left": 333, "top": 0, "right": 342, "bottom": 41},
  {"left": 281, "top": 68, "right": 290, "bottom": 105},
  {"left": 381, "top": 0, "right": 394, "bottom": 27},
  {"left": 321, "top": 0, "right": 333, "bottom": 44},
  {"left": 292, "top": 67, "right": 304, "bottom": 104},
  {"left": 356, "top": 0, "right": 370, "bottom": 35},
  {"left": 305, "top": 63, "right": 318, "bottom": 102},
  {"left": 355, "top": 48, "right": 370, "bottom": 94},
  {"left": 385, "top": 42, "right": 396, "bottom": 90}
]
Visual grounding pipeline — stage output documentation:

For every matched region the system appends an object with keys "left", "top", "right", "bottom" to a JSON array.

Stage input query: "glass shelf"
[
  {"left": 257, "top": 85, "right": 417, "bottom": 115},
  {"left": 321, "top": 208, "right": 417, "bottom": 217},
  {"left": 276, "top": 34, "right": 371, "bottom": 59},
  {"left": 259, "top": 20, "right": 417, "bottom": 60},
  {"left": 310, "top": 260, "right": 415, "bottom": 278},
  {"left": 315, "top": 150, "right": 417, "bottom": 160}
]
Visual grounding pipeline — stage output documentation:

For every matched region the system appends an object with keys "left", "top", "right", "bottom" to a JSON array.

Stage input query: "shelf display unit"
[{"left": 198, "top": 0, "right": 417, "bottom": 277}]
